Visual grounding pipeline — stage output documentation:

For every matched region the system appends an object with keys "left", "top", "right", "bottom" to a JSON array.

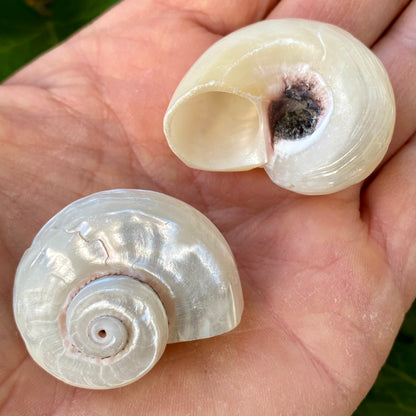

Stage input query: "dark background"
[{"left": 0, "top": 1, "right": 415, "bottom": 414}]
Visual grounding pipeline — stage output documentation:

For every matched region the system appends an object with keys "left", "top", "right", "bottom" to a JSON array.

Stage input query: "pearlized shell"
[
  {"left": 164, "top": 19, "right": 395, "bottom": 194},
  {"left": 13, "top": 189, "right": 243, "bottom": 389}
]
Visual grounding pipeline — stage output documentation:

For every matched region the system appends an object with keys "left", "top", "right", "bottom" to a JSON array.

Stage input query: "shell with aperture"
[{"left": 164, "top": 19, "right": 395, "bottom": 195}]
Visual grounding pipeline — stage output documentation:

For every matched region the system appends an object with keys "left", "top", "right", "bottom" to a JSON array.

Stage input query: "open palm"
[{"left": 0, "top": 0, "right": 414, "bottom": 414}]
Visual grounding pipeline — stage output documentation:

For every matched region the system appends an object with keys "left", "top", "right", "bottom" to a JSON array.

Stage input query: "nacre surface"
[
  {"left": 164, "top": 19, "right": 395, "bottom": 194},
  {"left": 14, "top": 189, "right": 243, "bottom": 389}
]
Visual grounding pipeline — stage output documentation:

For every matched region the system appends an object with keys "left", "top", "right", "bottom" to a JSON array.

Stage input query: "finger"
[
  {"left": 361, "top": 134, "right": 416, "bottom": 308},
  {"left": 6, "top": 0, "right": 280, "bottom": 85},
  {"left": 373, "top": 1, "right": 416, "bottom": 159},
  {"left": 137, "top": 0, "right": 279, "bottom": 35},
  {"left": 267, "top": 0, "right": 409, "bottom": 46}
]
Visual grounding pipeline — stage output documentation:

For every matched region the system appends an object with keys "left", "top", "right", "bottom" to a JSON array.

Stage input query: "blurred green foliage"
[
  {"left": 0, "top": 1, "right": 415, "bottom": 414},
  {"left": 0, "top": 0, "right": 119, "bottom": 80}
]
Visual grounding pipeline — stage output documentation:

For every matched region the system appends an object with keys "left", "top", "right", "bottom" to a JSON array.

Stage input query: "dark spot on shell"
[{"left": 269, "top": 81, "right": 322, "bottom": 142}]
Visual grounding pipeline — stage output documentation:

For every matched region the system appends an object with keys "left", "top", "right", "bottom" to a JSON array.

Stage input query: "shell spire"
[{"left": 13, "top": 189, "right": 243, "bottom": 389}]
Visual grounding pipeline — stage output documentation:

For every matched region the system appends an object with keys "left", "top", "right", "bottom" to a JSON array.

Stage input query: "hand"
[{"left": 0, "top": 0, "right": 414, "bottom": 414}]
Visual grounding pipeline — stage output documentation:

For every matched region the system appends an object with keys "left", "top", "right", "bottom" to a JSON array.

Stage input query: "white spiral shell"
[
  {"left": 13, "top": 189, "right": 243, "bottom": 389},
  {"left": 164, "top": 19, "right": 395, "bottom": 194}
]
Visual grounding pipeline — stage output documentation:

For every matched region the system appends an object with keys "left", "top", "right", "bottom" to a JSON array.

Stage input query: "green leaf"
[
  {"left": 354, "top": 303, "right": 416, "bottom": 416},
  {"left": 0, "top": 0, "right": 119, "bottom": 81}
]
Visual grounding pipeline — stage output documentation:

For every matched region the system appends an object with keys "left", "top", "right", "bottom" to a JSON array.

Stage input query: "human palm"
[{"left": 0, "top": 0, "right": 414, "bottom": 414}]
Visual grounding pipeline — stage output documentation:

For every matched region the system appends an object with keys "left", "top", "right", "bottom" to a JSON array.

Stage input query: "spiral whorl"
[
  {"left": 13, "top": 189, "right": 243, "bottom": 389},
  {"left": 65, "top": 276, "right": 168, "bottom": 372},
  {"left": 56, "top": 275, "right": 168, "bottom": 388}
]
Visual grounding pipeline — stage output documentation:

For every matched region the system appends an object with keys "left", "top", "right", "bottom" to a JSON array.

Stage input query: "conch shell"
[{"left": 164, "top": 19, "right": 395, "bottom": 194}]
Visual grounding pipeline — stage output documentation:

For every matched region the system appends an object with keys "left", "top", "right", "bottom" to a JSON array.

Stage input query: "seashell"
[
  {"left": 13, "top": 189, "right": 243, "bottom": 389},
  {"left": 164, "top": 19, "right": 395, "bottom": 195}
]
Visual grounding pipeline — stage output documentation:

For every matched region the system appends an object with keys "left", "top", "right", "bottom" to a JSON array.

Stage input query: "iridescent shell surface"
[
  {"left": 14, "top": 189, "right": 243, "bottom": 389},
  {"left": 164, "top": 19, "right": 395, "bottom": 194}
]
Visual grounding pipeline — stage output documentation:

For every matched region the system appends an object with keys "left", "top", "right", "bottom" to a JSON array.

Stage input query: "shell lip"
[
  {"left": 164, "top": 66, "right": 335, "bottom": 174},
  {"left": 164, "top": 83, "right": 268, "bottom": 171}
]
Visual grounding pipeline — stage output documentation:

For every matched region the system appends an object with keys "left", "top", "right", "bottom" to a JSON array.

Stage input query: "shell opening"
[{"left": 168, "top": 91, "right": 266, "bottom": 171}]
